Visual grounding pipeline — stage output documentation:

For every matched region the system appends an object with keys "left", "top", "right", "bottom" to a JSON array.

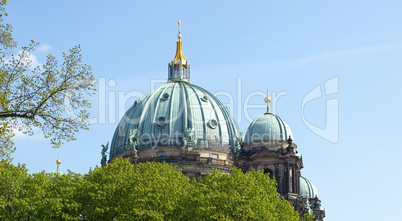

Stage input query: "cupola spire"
[
  {"left": 177, "top": 19, "right": 182, "bottom": 40},
  {"left": 56, "top": 157, "right": 61, "bottom": 171},
  {"left": 264, "top": 89, "right": 271, "bottom": 114},
  {"left": 168, "top": 19, "right": 191, "bottom": 83},
  {"left": 51, "top": 155, "right": 64, "bottom": 176}
]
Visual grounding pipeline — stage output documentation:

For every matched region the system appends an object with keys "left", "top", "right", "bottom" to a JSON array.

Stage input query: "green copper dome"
[
  {"left": 300, "top": 176, "right": 319, "bottom": 198},
  {"left": 110, "top": 81, "right": 242, "bottom": 159},
  {"left": 110, "top": 23, "right": 241, "bottom": 159},
  {"left": 244, "top": 113, "right": 293, "bottom": 144}
]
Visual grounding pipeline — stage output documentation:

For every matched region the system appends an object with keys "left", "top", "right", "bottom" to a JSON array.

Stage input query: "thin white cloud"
[
  {"left": 3, "top": 51, "right": 41, "bottom": 68},
  {"left": 274, "top": 42, "right": 402, "bottom": 67},
  {"left": 8, "top": 43, "right": 53, "bottom": 69},
  {"left": 195, "top": 42, "right": 402, "bottom": 76},
  {"left": 37, "top": 43, "right": 52, "bottom": 52},
  {"left": 25, "top": 51, "right": 41, "bottom": 68},
  {"left": 12, "top": 123, "right": 45, "bottom": 141},
  {"left": 15, "top": 50, "right": 41, "bottom": 68}
]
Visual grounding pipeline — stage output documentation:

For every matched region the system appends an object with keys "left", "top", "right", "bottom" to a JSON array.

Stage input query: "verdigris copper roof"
[
  {"left": 110, "top": 81, "right": 242, "bottom": 159},
  {"left": 300, "top": 176, "right": 319, "bottom": 198},
  {"left": 110, "top": 21, "right": 242, "bottom": 159},
  {"left": 244, "top": 112, "right": 293, "bottom": 144}
]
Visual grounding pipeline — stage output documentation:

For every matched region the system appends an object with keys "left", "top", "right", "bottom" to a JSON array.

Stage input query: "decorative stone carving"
[
  {"left": 234, "top": 137, "right": 242, "bottom": 152},
  {"left": 183, "top": 127, "right": 195, "bottom": 149},
  {"left": 101, "top": 142, "right": 109, "bottom": 165},
  {"left": 127, "top": 129, "right": 138, "bottom": 151},
  {"left": 185, "top": 127, "right": 195, "bottom": 142}
]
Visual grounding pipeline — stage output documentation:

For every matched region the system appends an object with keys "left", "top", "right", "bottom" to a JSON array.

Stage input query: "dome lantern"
[{"left": 168, "top": 19, "right": 191, "bottom": 83}]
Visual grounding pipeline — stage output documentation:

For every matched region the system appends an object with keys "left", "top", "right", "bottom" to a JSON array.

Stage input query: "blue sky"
[{"left": 6, "top": 0, "right": 402, "bottom": 220}]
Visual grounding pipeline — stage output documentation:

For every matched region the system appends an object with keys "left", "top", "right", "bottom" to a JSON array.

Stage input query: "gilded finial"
[
  {"left": 178, "top": 19, "right": 182, "bottom": 39},
  {"left": 264, "top": 89, "right": 271, "bottom": 113},
  {"left": 168, "top": 19, "right": 190, "bottom": 83},
  {"left": 56, "top": 156, "right": 61, "bottom": 171},
  {"left": 173, "top": 19, "right": 186, "bottom": 61}
]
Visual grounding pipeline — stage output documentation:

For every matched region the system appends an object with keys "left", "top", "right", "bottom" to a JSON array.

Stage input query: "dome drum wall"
[
  {"left": 243, "top": 140, "right": 298, "bottom": 152},
  {"left": 113, "top": 147, "right": 235, "bottom": 179},
  {"left": 110, "top": 81, "right": 242, "bottom": 160},
  {"left": 123, "top": 147, "right": 234, "bottom": 161}
]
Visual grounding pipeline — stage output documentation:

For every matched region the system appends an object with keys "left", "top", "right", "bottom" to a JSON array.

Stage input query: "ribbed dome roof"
[
  {"left": 110, "top": 81, "right": 242, "bottom": 159},
  {"left": 300, "top": 176, "right": 319, "bottom": 198},
  {"left": 244, "top": 113, "right": 293, "bottom": 144}
]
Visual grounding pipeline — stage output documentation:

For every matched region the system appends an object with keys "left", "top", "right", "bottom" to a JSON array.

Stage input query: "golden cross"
[{"left": 178, "top": 19, "right": 181, "bottom": 34}]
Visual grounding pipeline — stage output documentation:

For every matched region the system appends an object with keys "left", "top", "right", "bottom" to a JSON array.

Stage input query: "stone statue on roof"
[{"left": 101, "top": 142, "right": 109, "bottom": 165}]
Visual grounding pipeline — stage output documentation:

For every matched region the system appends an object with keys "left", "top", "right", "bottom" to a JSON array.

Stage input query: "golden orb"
[
  {"left": 56, "top": 159, "right": 61, "bottom": 165},
  {"left": 178, "top": 34, "right": 182, "bottom": 39},
  {"left": 264, "top": 96, "right": 271, "bottom": 103}
]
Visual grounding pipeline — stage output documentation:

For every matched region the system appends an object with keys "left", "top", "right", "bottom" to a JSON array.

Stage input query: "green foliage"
[
  {"left": 0, "top": 122, "right": 15, "bottom": 160},
  {"left": 0, "top": 0, "right": 16, "bottom": 53},
  {"left": 302, "top": 212, "right": 316, "bottom": 221},
  {"left": 0, "top": 159, "right": 84, "bottom": 220},
  {"left": 0, "top": 159, "right": 300, "bottom": 220},
  {"left": 79, "top": 159, "right": 191, "bottom": 220},
  {"left": 180, "top": 168, "right": 299, "bottom": 221},
  {"left": 0, "top": 0, "right": 96, "bottom": 160}
]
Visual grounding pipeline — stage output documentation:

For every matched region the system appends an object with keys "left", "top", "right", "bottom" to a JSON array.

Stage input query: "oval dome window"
[
  {"left": 200, "top": 95, "right": 208, "bottom": 102},
  {"left": 157, "top": 116, "right": 167, "bottom": 127},
  {"left": 208, "top": 119, "right": 218, "bottom": 129},
  {"left": 161, "top": 93, "right": 170, "bottom": 101}
]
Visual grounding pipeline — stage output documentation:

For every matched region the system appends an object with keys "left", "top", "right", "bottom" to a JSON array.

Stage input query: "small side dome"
[
  {"left": 50, "top": 158, "right": 64, "bottom": 176},
  {"left": 300, "top": 176, "right": 319, "bottom": 198},
  {"left": 244, "top": 113, "right": 293, "bottom": 144},
  {"left": 50, "top": 169, "right": 64, "bottom": 176}
]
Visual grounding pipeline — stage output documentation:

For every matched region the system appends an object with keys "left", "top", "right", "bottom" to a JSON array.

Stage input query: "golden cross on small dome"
[
  {"left": 264, "top": 89, "right": 271, "bottom": 113},
  {"left": 56, "top": 156, "right": 61, "bottom": 171},
  {"left": 264, "top": 89, "right": 271, "bottom": 104},
  {"left": 177, "top": 19, "right": 182, "bottom": 39}
]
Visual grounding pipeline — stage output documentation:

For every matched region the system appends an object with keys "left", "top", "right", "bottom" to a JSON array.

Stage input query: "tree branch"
[{"left": 0, "top": 112, "right": 34, "bottom": 119}]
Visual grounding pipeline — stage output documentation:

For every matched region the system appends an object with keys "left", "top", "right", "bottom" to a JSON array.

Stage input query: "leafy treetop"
[
  {"left": 0, "top": 159, "right": 307, "bottom": 220},
  {"left": 0, "top": 0, "right": 96, "bottom": 160}
]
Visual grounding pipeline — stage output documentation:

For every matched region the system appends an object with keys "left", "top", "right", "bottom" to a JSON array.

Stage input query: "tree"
[
  {"left": 79, "top": 159, "right": 191, "bottom": 220},
  {"left": 0, "top": 159, "right": 308, "bottom": 220},
  {"left": 0, "top": 159, "right": 30, "bottom": 220},
  {"left": 0, "top": 0, "right": 96, "bottom": 160},
  {"left": 0, "top": 159, "right": 84, "bottom": 220},
  {"left": 79, "top": 159, "right": 301, "bottom": 220},
  {"left": 180, "top": 167, "right": 300, "bottom": 221}
]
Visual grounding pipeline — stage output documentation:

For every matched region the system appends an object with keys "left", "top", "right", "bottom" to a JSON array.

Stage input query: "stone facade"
[
  {"left": 109, "top": 137, "right": 325, "bottom": 220},
  {"left": 111, "top": 147, "right": 234, "bottom": 179},
  {"left": 236, "top": 137, "right": 325, "bottom": 220}
]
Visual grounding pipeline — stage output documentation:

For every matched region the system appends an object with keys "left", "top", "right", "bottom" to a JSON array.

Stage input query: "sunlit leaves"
[
  {"left": 0, "top": 1, "right": 96, "bottom": 159},
  {"left": 182, "top": 168, "right": 299, "bottom": 221},
  {"left": 0, "top": 159, "right": 304, "bottom": 220},
  {"left": 0, "top": 160, "right": 84, "bottom": 220}
]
